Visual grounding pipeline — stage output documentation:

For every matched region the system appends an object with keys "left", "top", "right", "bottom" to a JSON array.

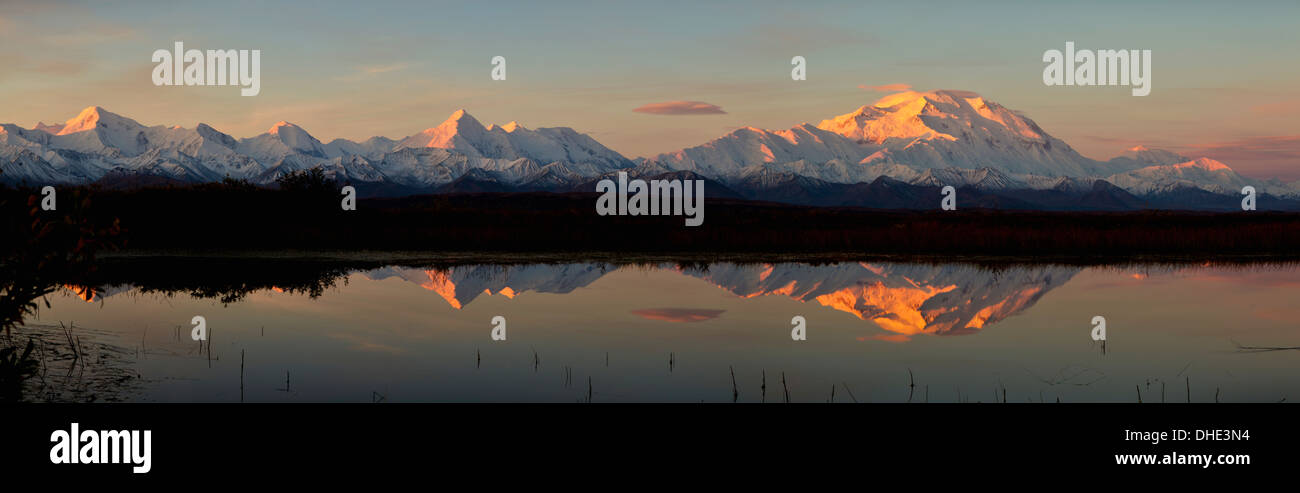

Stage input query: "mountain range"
[
  {"left": 362, "top": 262, "right": 1084, "bottom": 338},
  {"left": 68, "top": 262, "right": 1087, "bottom": 339},
  {"left": 4, "top": 90, "right": 1299, "bottom": 210}
]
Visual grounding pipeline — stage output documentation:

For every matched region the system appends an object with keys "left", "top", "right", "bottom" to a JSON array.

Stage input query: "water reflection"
[
  {"left": 358, "top": 263, "right": 1080, "bottom": 339},
  {"left": 12, "top": 258, "right": 1300, "bottom": 403}
]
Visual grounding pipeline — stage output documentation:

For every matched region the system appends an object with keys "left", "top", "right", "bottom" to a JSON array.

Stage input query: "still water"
[{"left": 19, "top": 260, "right": 1300, "bottom": 403}]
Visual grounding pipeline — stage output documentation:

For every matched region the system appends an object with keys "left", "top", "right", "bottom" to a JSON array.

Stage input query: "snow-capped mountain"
[
  {"left": 1107, "top": 145, "right": 1189, "bottom": 169},
  {"left": 0, "top": 107, "right": 633, "bottom": 190},
  {"left": 1096, "top": 155, "right": 1297, "bottom": 199},
  {"left": 58, "top": 261, "right": 1082, "bottom": 337},
  {"left": 0, "top": 106, "right": 264, "bottom": 183},
  {"left": 361, "top": 262, "right": 1078, "bottom": 338},
  {"left": 394, "top": 109, "right": 632, "bottom": 170},
  {"left": 239, "top": 121, "right": 330, "bottom": 163},
  {"left": 323, "top": 136, "right": 397, "bottom": 159},
  {"left": 649, "top": 90, "right": 1121, "bottom": 181},
  {"left": 645, "top": 125, "right": 870, "bottom": 179},
  {"left": 645, "top": 90, "right": 1299, "bottom": 202},
  {"left": 820, "top": 90, "right": 1112, "bottom": 177},
  {"left": 3, "top": 95, "right": 1296, "bottom": 206},
  {"left": 363, "top": 263, "right": 614, "bottom": 309},
  {"left": 679, "top": 262, "right": 1079, "bottom": 338}
]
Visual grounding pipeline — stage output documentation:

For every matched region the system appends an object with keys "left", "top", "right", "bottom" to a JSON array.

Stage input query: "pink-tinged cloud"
[
  {"left": 1249, "top": 100, "right": 1300, "bottom": 116},
  {"left": 858, "top": 83, "right": 911, "bottom": 92},
  {"left": 1253, "top": 307, "right": 1300, "bottom": 323},
  {"left": 632, "top": 101, "right": 726, "bottom": 116},
  {"left": 630, "top": 308, "right": 725, "bottom": 323},
  {"left": 1176, "top": 135, "right": 1300, "bottom": 181}
]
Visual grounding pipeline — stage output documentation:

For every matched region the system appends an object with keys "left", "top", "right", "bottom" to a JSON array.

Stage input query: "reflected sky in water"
[{"left": 27, "top": 262, "right": 1300, "bottom": 403}]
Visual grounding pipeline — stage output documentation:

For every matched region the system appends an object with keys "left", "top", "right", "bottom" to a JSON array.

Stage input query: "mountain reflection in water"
[
  {"left": 14, "top": 259, "right": 1300, "bottom": 403},
  {"left": 358, "top": 263, "right": 1079, "bottom": 338}
]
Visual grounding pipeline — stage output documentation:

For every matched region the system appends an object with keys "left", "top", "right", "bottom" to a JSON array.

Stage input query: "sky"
[{"left": 2, "top": 0, "right": 1298, "bottom": 179}]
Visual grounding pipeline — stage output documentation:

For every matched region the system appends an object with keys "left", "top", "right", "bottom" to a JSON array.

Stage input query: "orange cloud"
[
  {"left": 632, "top": 101, "right": 726, "bottom": 116},
  {"left": 858, "top": 83, "right": 911, "bottom": 92},
  {"left": 630, "top": 308, "right": 725, "bottom": 323}
]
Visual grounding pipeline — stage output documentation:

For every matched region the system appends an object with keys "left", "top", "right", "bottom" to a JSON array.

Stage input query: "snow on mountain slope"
[
  {"left": 33, "top": 122, "right": 66, "bottom": 134},
  {"left": 1017, "top": 174, "right": 1100, "bottom": 193},
  {"left": 0, "top": 123, "right": 51, "bottom": 148},
  {"left": 4, "top": 103, "right": 1297, "bottom": 203},
  {"left": 364, "top": 264, "right": 612, "bottom": 309},
  {"left": 52, "top": 106, "right": 152, "bottom": 156},
  {"left": 0, "top": 107, "right": 632, "bottom": 188},
  {"left": 335, "top": 146, "right": 544, "bottom": 188},
  {"left": 0, "top": 145, "right": 73, "bottom": 183},
  {"left": 358, "top": 262, "right": 1077, "bottom": 337},
  {"left": 323, "top": 136, "right": 396, "bottom": 159},
  {"left": 394, "top": 110, "right": 632, "bottom": 171},
  {"left": 647, "top": 124, "right": 872, "bottom": 178},
  {"left": 819, "top": 90, "right": 1110, "bottom": 177},
  {"left": 647, "top": 90, "right": 1300, "bottom": 199},
  {"left": 126, "top": 123, "right": 264, "bottom": 180},
  {"left": 1106, "top": 145, "right": 1189, "bottom": 170},
  {"left": 2, "top": 107, "right": 266, "bottom": 183},
  {"left": 679, "top": 262, "right": 1080, "bottom": 337},
  {"left": 651, "top": 90, "right": 1117, "bottom": 182},
  {"left": 1104, "top": 157, "right": 1290, "bottom": 196},
  {"left": 237, "top": 121, "right": 330, "bottom": 164},
  {"left": 906, "top": 167, "right": 1025, "bottom": 189}
]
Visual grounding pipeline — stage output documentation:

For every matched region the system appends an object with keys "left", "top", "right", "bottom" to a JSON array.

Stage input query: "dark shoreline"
[
  {"left": 98, "top": 249, "right": 1300, "bottom": 267},
  {"left": 6, "top": 186, "right": 1300, "bottom": 259}
]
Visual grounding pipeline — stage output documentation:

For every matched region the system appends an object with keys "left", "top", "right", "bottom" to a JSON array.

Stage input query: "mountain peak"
[
  {"left": 58, "top": 105, "right": 139, "bottom": 135},
  {"left": 869, "top": 89, "right": 980, "bottom": 110},
  {"left": 652, "top": 88, "right": 1107, "bottom": 178},
  {"left": 817, "top": 92, "right": 938, "bottom": 143},
  {"left": 1177, "top": 157, "right": 1231, "bottom": 172},
  {"left": 388, "top": 109, "right": 630, "bottom": 169},
  {"left": 433, "top": 109, "right": 486, "bottom": 134},
  {"left": 260, "top": 120, "right": 326, "bottom": 159},
  {"left": 268, "top": 120, "right": 306, "bottom": 135},
  {"left": 398, "top": 110, "right": 489, "bottom": 149},
  {"left": 33, "top": 121, "right": 65, "bottom": 134},
  {"left": 442, "top": 109, "right": 481, "bottom": 126},
  {"left": 1114, "top": 145, "right": 1188, "bottom": 167},
  {"left": 817, "top": 89, "right": 1048, "bottom": 145}
]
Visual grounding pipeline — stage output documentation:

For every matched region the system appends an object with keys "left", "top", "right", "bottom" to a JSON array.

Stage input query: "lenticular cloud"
[{"left": 632, "top": 101, "right": 727, "bottom": 115}]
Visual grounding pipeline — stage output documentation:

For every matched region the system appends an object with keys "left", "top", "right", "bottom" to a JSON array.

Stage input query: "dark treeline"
[{"left": 3, "top": 180, "right": 1300, "bottom": 260}]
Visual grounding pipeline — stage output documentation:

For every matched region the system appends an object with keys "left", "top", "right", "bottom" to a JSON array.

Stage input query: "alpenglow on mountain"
[
  {"left": 645, "top": 90, "right": 1298, "bottom": 201},
  {"left": 0, "top": 106, "right": 634, "bottom": 191},
  {"left": 356, "top": 262, "right": 1082, "bottom": 339},
  {"left": 63, "top": 262, "right": 1086, "bottom": 339},
  {"left": 3, "top": 91, "right": 1296, "bottom": 208}
]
